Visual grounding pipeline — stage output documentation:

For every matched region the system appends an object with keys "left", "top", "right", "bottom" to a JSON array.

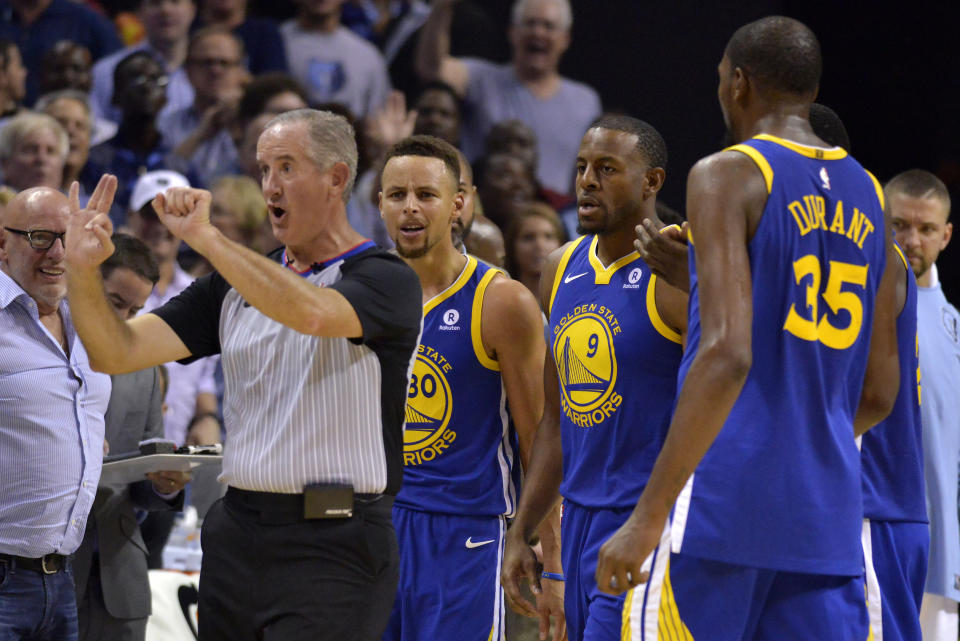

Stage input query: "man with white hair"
[
  {"left": 415, "top": 0, "right": 600, "bottom": 195},
  {"left": 36, "top": 90, "right": 94, "bottom": 195},
  {"left": 65, "top": 108, "right": 422, "bottom": 641},
  {"left": 0, "top": 111, "right": 67, "bottom": 192}
]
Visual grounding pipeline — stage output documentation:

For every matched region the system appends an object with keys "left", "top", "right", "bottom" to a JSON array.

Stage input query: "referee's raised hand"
[{"left": 151, "top": 187, "right": 215, "bottom": 249}]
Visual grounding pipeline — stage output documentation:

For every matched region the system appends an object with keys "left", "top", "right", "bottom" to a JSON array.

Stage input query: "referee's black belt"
[
  {"left": 225, "top": 487, "right": 392, "bottom": 524},
  {"left": 0, "top": 553, "right": 68, "bottom": 574}
]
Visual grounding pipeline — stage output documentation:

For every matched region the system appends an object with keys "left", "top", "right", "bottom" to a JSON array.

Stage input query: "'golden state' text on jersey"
[
  {"left": 548, "top": 235, "right": 683, "bottom": 508},
  {"left": 672, "top": 134, "right": 887, "bottom": 576},
  {"left": 395, "top": 255, "right": 518, "bottom": 517}
]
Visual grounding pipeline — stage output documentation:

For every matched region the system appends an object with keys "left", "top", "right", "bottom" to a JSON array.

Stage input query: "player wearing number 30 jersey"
[{"left": 377, "top": 135, "right": 562, "bottom": 641}]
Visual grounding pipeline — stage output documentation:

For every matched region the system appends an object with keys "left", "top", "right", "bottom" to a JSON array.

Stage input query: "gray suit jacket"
[{"left": 73, "top": 366, "right": 183, "bottom": 619}]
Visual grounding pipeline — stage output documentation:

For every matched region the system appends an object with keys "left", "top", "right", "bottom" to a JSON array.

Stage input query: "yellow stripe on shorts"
[
  {"left": 658, "top": 560, "right": 694, "bottom": 641},
  {"left": 621, "top": 587, "right": 635, "bottom": 641}
]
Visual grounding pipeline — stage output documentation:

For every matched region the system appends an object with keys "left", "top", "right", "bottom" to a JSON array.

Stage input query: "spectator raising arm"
[{"left": 414, "top": 0, "right": 469, "bottom": 94}]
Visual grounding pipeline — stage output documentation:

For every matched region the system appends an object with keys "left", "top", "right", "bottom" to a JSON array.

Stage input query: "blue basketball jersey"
[
  {"left": 395, "top": 255, "right": 518, "bottom": 517},
  {"left": 548, "top": 235, "right": 683, "bottom": 508},
  {"left": 861, "top": 244, "right": 927, "bottom": 523},
  {"left": 672, "top": 134, "right": 887, "bottom": 576}
]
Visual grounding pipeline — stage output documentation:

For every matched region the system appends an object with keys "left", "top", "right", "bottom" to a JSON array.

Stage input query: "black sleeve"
[
  {"left": 151, "top": 271, "right": 232, "bottom": 363},
  {"left": 331, "top": 251, "right": 422, "bottom": 346}
]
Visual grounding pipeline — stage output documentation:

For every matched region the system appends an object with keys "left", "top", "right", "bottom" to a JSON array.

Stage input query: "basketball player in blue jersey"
[
  {"left": 861, "top": 240, "right": 928, "bottom": 641},
  {"left": 377, "top": 135, "right": 565, "bottom": 641},
  {"left": 813, "top": 109, "right": 929, "bottom": 641},
  {"left": 635, "top": 102, "right": 929, "bottom": 641},
  {"left": 594, "top": 17, "right": 901, "bottom": 640},
  {"left": 501, "top": 114, "right": 688, "bottom": 641}
]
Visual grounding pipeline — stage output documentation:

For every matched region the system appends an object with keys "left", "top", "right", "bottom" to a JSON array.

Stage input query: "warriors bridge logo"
[
  {"left": 552, "top": 307, "right": 622, "bottom": 428},
  {"left": 403, "top": 345, "right": 457, "bottom": 465}
]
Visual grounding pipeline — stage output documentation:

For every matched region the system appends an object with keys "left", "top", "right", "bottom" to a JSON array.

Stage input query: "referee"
[{"left": 64, "top": 109, "right": 423, "bottom": 641}]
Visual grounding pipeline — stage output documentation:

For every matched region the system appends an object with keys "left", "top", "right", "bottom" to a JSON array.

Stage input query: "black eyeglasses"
[{"left": 3, "top": 227, "right": 66, "bottom": 250}]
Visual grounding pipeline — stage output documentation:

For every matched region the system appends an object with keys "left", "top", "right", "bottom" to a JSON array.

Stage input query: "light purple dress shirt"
[{"left": 0, "top": 269, "right": 112, "bottom": 557}]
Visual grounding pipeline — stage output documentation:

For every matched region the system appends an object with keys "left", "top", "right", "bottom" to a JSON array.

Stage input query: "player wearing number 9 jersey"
[{"left": 593, "top": 17, "right": 900, "bottom": 641}]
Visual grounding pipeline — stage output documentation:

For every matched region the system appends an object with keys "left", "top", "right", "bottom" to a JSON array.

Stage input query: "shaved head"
[
  {"left": 1, "top": 187, "right": 70, "bottom": 314},
  {"left": 725, "top": 16, "right": 821, "bottom": 96}
]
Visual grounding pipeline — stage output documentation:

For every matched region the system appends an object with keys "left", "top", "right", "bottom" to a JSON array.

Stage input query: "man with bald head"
[{"left": 0, "top": 186, "right": 112, "bottom": 640}]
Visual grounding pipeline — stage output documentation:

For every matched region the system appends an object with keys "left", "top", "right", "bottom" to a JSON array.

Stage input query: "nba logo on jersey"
[
  {"left": 439, "top": 309, "right": 461, "bottom": 331},
  {"left": 820, "top": 167, "right": 831, "bottom": 190}
]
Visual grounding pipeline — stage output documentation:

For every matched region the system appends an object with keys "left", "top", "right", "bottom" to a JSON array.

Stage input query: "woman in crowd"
[{"left": 504, "top": 201, "right": 565, "bottom": 301}]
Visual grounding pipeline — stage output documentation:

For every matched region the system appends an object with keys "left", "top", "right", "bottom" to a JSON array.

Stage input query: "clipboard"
[{"left": 99, "top": 454, "right": 223, "bottom": 486}]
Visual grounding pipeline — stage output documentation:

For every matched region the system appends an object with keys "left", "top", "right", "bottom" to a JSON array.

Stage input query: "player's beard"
[
  {"left": 451, "top": 215, "right": 473, "bottom": 248},
  {"left": 576, "top": 203, "right": 636, "bottom": 236},
  {"left": 906, "top": 252, "right": 932, "bottom": 282},
  {"left": 395, "top": 232, "right": 437, "bottom": 259}
]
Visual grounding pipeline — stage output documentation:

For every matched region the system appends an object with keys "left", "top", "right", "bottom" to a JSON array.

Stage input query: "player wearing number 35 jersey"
[{"left": 594, "top": 17, "right": 900, "bottom": 641}]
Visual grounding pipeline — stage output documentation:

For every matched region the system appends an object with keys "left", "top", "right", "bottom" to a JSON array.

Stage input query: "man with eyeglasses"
[
  {"left": 90, "top": 0, "right": 196, "bottom": 127},
  {"left": 84, "top": 51, "right": 173, "bottom": 227},
  {"left": 163, "top": 27, "right": 248, "bottom": 188},
  {"left": 415, "top": 0, "right": 601, "bottom": 196},
  {"left": 0, "top": 186, "right": 112, "bottom": 641}
]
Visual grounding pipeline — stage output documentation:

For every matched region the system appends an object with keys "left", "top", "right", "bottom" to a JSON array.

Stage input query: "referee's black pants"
[{"left": 198, "top": 487, "right": 398, "bottom": 641}]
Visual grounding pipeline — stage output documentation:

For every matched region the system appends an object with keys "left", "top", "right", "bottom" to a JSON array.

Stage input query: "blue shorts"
[
  {"left": 562, "top": 500, "right": 669, "bottom": 641},
  {"left": 863, "top": 519, "right": 929, "bottom": 641},
  {"left": 383, "top": 506, "right": 505, "bottom": 641},
  {"left": 659, "top": 553, "right": 869, "bottom": 641}
]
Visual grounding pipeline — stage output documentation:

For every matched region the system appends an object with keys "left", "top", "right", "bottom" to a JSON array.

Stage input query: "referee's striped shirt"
[{"left": 152, "top": 245, "right": 422, "bottom": 495}]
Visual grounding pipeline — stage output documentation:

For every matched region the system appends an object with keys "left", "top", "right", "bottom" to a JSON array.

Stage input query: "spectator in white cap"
[
  {"left": 126, "top": 169, "right": 219, "bottom": 448},
  {"left": 124, "top": 168, "right": 222, "bottom": 567}
]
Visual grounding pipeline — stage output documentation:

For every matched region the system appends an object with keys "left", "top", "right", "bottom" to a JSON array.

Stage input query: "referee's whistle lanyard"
[{"left": 282, "top": 240, "right": 377, "bottom": 277}]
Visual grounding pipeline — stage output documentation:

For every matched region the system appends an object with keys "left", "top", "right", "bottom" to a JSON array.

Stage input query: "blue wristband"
[{"left": 541, "top": 571, "right": 565, "bottom": 581}]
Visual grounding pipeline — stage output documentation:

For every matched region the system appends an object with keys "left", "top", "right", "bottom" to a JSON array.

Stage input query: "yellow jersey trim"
[
  {"left": 588, "top": 235, "right": 641, "bottom": 285},
  {"left": 646, "top": 275, "right": 682, "bottom": 344},
  {"left": 687, "top": 225, "right": 695, "bottom": 246},
  {"left": 894, "top": 243, "right": 909, "bottom": 272},
  {"left": 471, "top": 267, "right": 503, "bottom": 372},
  {"left": 753, "top": 133, "right": 848, "bottom": 160},
  {"left": 865, "top": 170, "right": 885, "bottom": 211},
  {"left": 549, "top": 236, "right": 587, "bottom": 314},
  {"left": 423, "top": 254, "right": 477, "bottom": 317},
  {"left": 725, "top": 143, "right": 774, "bottom": 194}
]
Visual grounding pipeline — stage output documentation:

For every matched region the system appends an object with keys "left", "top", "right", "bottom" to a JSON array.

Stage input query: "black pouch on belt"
[{"left": 303, "top": 483, "right": 354, "bottom": 519}]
